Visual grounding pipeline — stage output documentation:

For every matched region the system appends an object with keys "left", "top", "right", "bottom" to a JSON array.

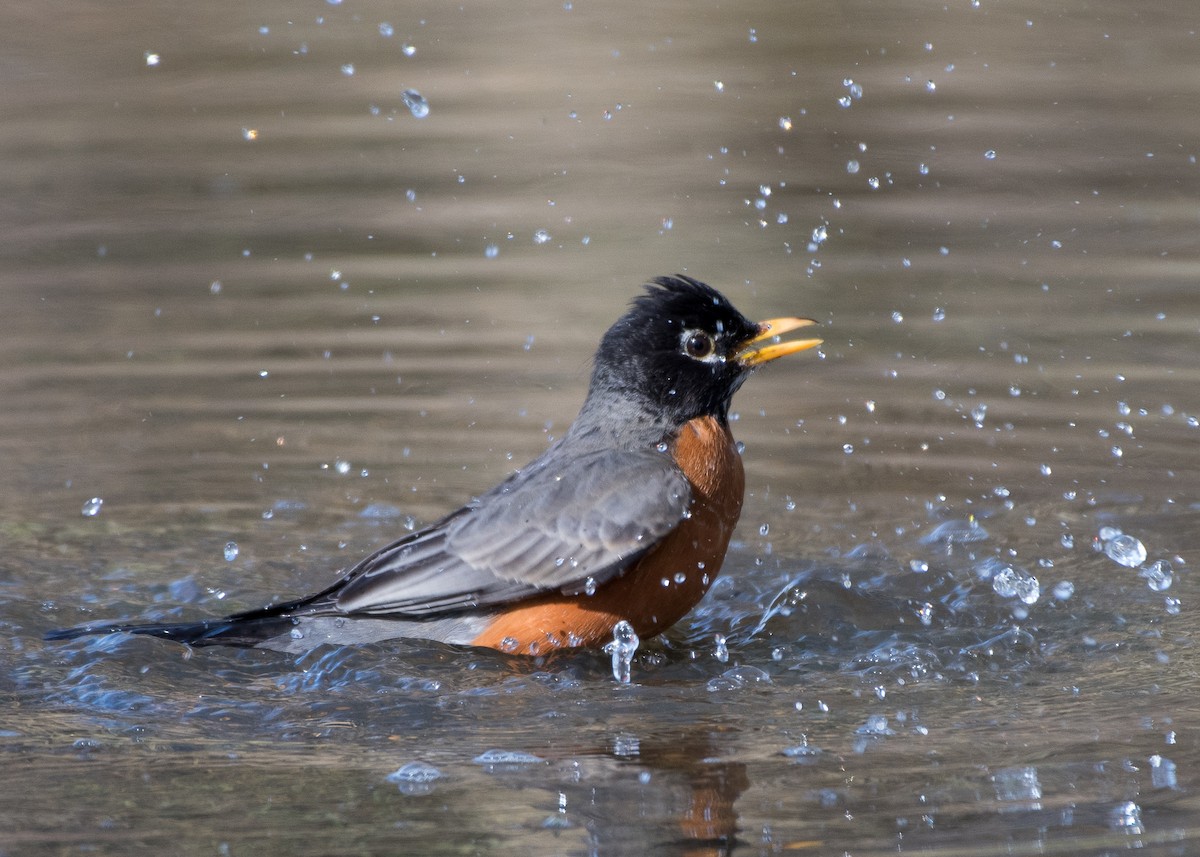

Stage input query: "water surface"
[{"left": 3, "top": 1, "right": 1199, "bottom": 854}]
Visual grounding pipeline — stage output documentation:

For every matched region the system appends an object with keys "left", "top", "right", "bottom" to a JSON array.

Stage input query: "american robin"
[{"left": 47, "top": 275, "right": 820, "bottom": 655}]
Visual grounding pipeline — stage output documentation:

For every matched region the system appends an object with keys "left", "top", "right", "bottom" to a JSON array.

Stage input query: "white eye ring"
[{"left": 680, "top": 329, "right": 721, "bottom": 363}]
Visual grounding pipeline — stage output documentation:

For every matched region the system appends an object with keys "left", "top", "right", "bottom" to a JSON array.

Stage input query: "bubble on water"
[
  {"left": 1053, "top": 580, "right": 1075, "bottom": 600},
  {"left": 473, "top": 750, "right": 546, "bottom": 767},
  {"left": 919, "top": 518, "right": 989, "bottom": 546},
  {"left": 855, "top": 715, "right": 895, "bottom": 737},
  {"left": 1102, "top": 532, "right": 1147, "bottom": 568},
  {"left": 782, "top": 738, "right": 823, "bottom": 761},
  {"left": 401, "top": 89, "right": 430, "bottom": 119},
  {"left": 993, "top": 766, "right": 1042, "bottom": 807},
  {"left": 81, "top": 497, "right": 104, "bottom": 517},
  {"left": 223, "top": 541, "right": 239, "bottom": 562},
  {"left": 387, "top": 761, "right": 442, "bottom": 790},
  {"left": 604, "top": 620, "right": 639, "bottom": 684},
  {"left": 1140, "top": 560, "right": 1173, "bottom": 592}
]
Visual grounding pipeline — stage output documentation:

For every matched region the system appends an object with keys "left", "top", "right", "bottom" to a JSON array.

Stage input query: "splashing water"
[{"left": 604, "top": 620, "right": 639, "bottom": 684}]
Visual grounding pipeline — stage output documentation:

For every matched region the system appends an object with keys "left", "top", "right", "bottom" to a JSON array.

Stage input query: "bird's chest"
[{"left": 624, "top": 415, "right": 746, "bottom": 632}]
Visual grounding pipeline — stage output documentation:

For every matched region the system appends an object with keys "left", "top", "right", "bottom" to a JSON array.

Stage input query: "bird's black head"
[{"left": 582, "top": 275, "right": 816, "bottom": 433}]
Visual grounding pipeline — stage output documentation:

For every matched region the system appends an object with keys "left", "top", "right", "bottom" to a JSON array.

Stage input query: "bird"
[{"left": 46, "top": 275, "right": 821, "bottom": 656}]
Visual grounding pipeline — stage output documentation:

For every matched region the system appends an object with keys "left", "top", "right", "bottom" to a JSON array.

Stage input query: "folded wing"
[{"left": 331, "top": 447, "right": 692, "bottom": 616}]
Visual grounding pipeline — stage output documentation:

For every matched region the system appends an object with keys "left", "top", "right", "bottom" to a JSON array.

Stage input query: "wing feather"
[{"left": 332, "top": 447, "right": 691, "bottom": 616}]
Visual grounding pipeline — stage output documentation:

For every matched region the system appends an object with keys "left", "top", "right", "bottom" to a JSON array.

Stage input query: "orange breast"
[{"left": 471, "top": 415, "right": 745, "bottom": 654}]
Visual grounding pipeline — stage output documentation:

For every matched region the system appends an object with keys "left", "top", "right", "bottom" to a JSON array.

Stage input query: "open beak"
[{"left": 735, "top": 317, "right": 822, "bottom": 366}]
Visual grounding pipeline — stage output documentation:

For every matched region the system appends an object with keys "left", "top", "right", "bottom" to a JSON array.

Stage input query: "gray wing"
[{"left": 330, "top": 447, "right": 692, "bottom": 616}]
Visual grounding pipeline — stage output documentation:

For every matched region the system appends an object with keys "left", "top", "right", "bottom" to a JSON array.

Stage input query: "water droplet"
[
  {"left": 144, "top": 51, "right": 161, "bottom": 67},
  {"left": 223, "top": 541, "right": 239, "bottom": 562},
  {"left": 1040, "top": 463, "right": 1052, "bottom": 476},
  {"left": 984, "top": 149, "right": 997, "bottom": 160},
  {"left": 909, "top": 559, "right": 929, "bottom": 574},
  {"left": 532, "top": 229, "right": 552, "bottom": 245},
  {"left": 1149, "top": 754, "right": 1178, "bottom": 790},
  {"left": 673, "top": 572, "right": 686, "bottom": 584},
  {"left": 759, "top": 523, "right": 770, "bottom": 536},
  {"left": 846, "top": 159, "right": 860, "bottom": 174},
  {"left": 992, "top": 566, "right": 1040, "bottom": 604},
  {"left": 401, "top": 43, "right": 416, "bottom": 57},
  {"left": 81, "top": 497, "right": 103, "bottom": 517},
  {"left": 1139, "top": 560, "right": 1173, "bottom": 592},
  {"left": 484, "top": 243, "right": 499, "bottom": 259},
  {"left": 340, "top": 63, "right": 355, "bottom": 77},
  {"left": 1109, "top": 801, "right": 1143, "bottom": 834},
  {"left": 1053, "top": 580, "right": 1075, "bottom": 600},
  {"left": 713, "top": 633, "right": 729, "bottom": 663},
  {"left": 842, "top": 443, "right": 854, "bottom": 454},
  {"left": 401, "top": 89, "right": 429, "bottom": 119},
  {"left": 931, "top": 307, "right": 946, "bottom": 322},
  {"left": 1103, "top": 533, "right": 1146, "bottom": 568},
  {"left": 499, "top": 636, "right": 519, "bottom": 653},
  {"left": 583, "top": 576, "right": 597, "bottom": 596},
  {"left": 378, "top": 22, "right": 394, "bottom": 37}
]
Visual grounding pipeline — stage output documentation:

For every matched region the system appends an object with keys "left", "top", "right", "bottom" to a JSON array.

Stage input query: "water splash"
[{"left": 604, "top": 620, "right": 639, "bottom": 684}]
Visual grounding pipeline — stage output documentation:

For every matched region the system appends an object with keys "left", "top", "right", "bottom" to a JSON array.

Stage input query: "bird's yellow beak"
[{"left": 735, "top": 317, "right": 822, "bottom": 366}]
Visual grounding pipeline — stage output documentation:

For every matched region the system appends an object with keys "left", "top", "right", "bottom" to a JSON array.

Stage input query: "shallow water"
[{"left": 3, "top": 1, "right": 1199, "bottom": 854}]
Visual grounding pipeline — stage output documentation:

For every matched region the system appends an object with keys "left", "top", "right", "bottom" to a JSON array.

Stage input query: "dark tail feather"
[{"left": 44, "top": 611, "right": 302, "bottom": 649}]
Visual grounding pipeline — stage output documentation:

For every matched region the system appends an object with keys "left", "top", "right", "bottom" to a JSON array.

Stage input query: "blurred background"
[{"left": 3, "top": 1, "right": 1198, "bottom": 855}]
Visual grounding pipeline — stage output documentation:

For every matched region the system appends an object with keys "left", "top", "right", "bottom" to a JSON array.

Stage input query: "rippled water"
[{"left": 4, "top": 1, "right": 1199, "bottom": 854}]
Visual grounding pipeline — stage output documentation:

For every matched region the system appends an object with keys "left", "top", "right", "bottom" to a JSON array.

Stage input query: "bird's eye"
[{"left": 683, "top": 330, "right": 715, "bottom": 359}]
